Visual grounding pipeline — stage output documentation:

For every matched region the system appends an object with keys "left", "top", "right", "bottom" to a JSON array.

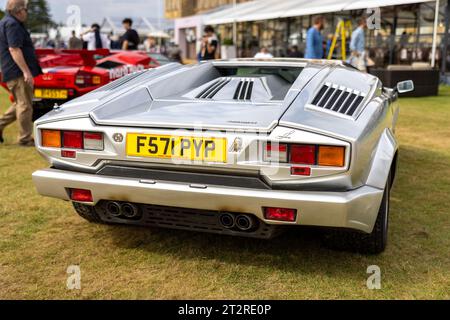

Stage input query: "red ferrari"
[{"left": 1, "top": 49, "right": 160, "bottom": 118}]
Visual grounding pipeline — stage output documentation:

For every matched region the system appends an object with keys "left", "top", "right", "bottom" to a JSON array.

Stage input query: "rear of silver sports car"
[{"left": 31, "top": 60, "right": 398, "bottom": 253}]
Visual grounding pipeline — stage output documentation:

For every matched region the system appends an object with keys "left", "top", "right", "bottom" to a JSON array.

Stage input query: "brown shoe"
[{"left": 19, "top": 140, "right": 35, "bottom": 147}]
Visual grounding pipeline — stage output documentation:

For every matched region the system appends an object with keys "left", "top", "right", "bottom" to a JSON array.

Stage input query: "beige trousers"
[{"left": 0, "top": 77, "right": 34, "bottom": 144}]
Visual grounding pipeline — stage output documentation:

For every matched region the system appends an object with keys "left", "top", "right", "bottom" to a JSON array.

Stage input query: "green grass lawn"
[{"left": 0, "top": 87, "right": 449, "bottom": 299}]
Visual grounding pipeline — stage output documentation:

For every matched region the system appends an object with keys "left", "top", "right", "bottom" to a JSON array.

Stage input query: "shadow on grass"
[{"left": 98, "top": 145, "right": 448, "bottom": 274}]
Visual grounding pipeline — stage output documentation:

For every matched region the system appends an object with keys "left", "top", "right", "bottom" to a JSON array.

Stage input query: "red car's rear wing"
[{"left": 36, "top": 49, "right": 111, "bottom": 68}]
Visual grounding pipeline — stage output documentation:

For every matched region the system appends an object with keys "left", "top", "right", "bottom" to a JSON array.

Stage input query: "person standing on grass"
[
  {"left": 68, "top": 30, "right": 83, "bottom": 50},
  {"left": 305, "top": 16, "right": 325, "bottom": 59},
  {"left": 120, "top": 18, "right": 140, "bottom": 51},
  {"left": 80, "top": 23, "right": 110, "bottom": 50},
  {"left": 0, "top": 0, "right": 42, "bottom": 147},
  {"left": 349, "top": 17, "right": 368, "bottom": 72}
]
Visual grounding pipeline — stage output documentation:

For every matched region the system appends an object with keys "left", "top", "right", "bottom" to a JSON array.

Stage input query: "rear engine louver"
[
  {"left": 96, "top": 70, "right": 147, "bottom": 92},
  {"left": 196, "top": 78, "right": 232, "bottom": 99},
  {"left": 310, "top": 83, "right": 366, "bottom": 118},
  {"left": 233, "top": 79, "right": 254, "bottom": 101}
]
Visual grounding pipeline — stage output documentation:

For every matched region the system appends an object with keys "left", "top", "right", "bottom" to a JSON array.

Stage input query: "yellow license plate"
[
  {"left": 126, "top": 134, "right": 227, "bottom": 163},
  {"left": 34, "top": 89, "right": 68, "bottom": 100}
]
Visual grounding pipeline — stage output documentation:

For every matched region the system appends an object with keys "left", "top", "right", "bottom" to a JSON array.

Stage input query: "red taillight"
[
  {"left": 75, "top": 72, "right": 102, "bottom": 88},
  {"left": 264, "top": 143, "right": 288, "bottom": 163},
  {"left": 290, "top": 145, "right": 316, "bottom": 165},
  {"left": 70, "top": 189, "right": 93, "bottom": 202},
  {"left": 264, "top": 207, "right": 297, "bottom": 222},
  {"left": 41, "top": 130, "right": 104, "bottom": 151},
  {"left": 263, "top": 142, "right": 345, "bottom": 168},
  {"left": 63, "top": 131, "right": 83, "bottom": 149}
]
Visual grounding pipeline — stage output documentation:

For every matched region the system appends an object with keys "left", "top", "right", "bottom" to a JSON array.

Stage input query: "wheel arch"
[{"left": 365, "top": 128, "right": 399, "bottom": 190}]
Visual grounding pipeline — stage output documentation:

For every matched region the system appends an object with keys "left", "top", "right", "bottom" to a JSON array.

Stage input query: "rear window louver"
[
  {"left": 233, "top": 79, "right": 254, "bottom": 101},
  {"left": 310, "top": 83, "right": 367, "bottom": 118},
  {"left": 196, "top": 78, "right": 231, "bottom": 99},
  {"left": 96, "top": 70, "right": 147, "bottom": 92}
]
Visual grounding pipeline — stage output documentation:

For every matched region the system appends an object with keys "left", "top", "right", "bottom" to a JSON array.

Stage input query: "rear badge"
[{"left": 113, "top": 133, "right": 124, "bottom": 143}]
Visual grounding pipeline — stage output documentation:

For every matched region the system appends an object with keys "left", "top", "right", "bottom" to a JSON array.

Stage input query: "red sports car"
[{"left": 1, "top": 49, "right": 160, "bottom": 118}]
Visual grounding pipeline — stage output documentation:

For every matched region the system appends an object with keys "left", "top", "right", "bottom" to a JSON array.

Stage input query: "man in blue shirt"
[
  {"left": 349, "top": 17, "right": 368, "bottom": 71},
  {"left": 0, "top": 0, "right": 41, "bottom": 146},
  {"left": 305, "top": 16, "right": 325, "bottom": 59}
]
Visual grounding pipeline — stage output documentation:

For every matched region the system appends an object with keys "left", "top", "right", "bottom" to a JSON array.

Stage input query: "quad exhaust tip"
[
  {"left": 106, "top": 202, "right": 122, "bottom": 217},
  {"left": 219, "top": 213, "right": 257, "bottom": 231},
  {"left": 121, "top": 203, "right": 140, "bottom": 219},
  {"left": 236, "top": 215, "right": 255, "bottom": 231},
  {"left": 106, "top": 201, "right": 141, "bottom": 220},
  {"left": 219, "top": 213, "right": 235, "bottom": 229}
]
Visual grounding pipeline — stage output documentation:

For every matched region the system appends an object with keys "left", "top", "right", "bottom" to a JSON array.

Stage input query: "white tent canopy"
[
  {"left": 204, "top": 0, "right": 434, "bottom": 25},
  {"left": 204, "top": 0, "right": 441, "bottom": 67}
]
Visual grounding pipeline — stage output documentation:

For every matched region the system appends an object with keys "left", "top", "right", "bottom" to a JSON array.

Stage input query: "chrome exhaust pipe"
[
  {"left": 219, "top": 213, "right": 236, "bottom": 229},
  {"left": 106, "top": 202, "right": 122, "bottom": 217},
  {"left": 121, "top": 203, "right": 140, "bottom": 219},
  {"left": 235, "top": 215, "right": 255, "bottom": 231}
]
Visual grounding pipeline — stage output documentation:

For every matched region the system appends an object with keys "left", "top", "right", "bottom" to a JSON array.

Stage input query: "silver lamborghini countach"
[{"left": 32, "top": 59, "right": 414, "bottom": 254}]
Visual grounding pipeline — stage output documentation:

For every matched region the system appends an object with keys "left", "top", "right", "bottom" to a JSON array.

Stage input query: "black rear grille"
[
  {"left": 310, "top": 84, "right": 366, "bottom": 118},
  {"left": 196, "top": 78, "right": 231, "bottom": 99},
  {"left": 234, "top": 79, "right": 254, "bottom": 101},
  {"left": 95, "top": 202, "right": 282, "bottom": 239}
]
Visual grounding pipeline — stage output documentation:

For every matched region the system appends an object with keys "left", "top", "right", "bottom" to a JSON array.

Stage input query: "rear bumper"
[{"left": 32, "top": 168, "right": 384, "bottom": 233}]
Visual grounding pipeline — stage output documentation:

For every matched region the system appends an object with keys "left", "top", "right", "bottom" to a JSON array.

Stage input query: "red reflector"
[
  {"left": 264, "top": 207, "right": 297, "bottom": 222},
  {"left": 63, "top": 131, "right": 83, "bottom": 149},
  {"left": 61, "top": 150, "right": 76, "bottom": 158},
  {"left": 291, "top": 166, "right": 311, "bottom": 176},
  {"left": 70, "top": 189, "right": 93, "bottom": 202},
  {"left": 290, "top": 145, "right": 316, "bottom": 165}
]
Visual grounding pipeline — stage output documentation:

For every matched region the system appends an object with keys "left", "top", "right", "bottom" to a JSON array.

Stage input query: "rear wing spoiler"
[{"left": 35, "top": 49, "right": 111, "bottom": 67}]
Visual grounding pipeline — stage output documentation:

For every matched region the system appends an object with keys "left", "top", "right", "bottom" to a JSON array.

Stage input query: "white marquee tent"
[{"left": 204, "top": 0, "right": 442, "bottom": 67}]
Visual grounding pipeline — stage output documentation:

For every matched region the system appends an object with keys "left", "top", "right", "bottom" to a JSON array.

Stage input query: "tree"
[
  {"left": 0, "top": 9, "right": 4, "bottom": 20},
  {"left": 27, "top": 0, "right": 55, "bottom": 33}
]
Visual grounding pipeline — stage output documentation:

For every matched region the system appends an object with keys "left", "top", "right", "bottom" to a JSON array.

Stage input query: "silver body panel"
[{"left": 33, "top": 58, "right": 400, "bottom": 234}]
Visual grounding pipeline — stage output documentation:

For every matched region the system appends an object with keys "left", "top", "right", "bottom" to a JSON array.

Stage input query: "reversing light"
[
  {"left": 70, "top": 189, "right": 93, "bottom": 202},
  {"left": 264, "top": 143, "right": 288, "bottom": 163},
  {"left": 264, "top": 207, "right": 297, "bottom": 222},
  {"left": 41, "top": 130, "right": 61, "bottom": 148},
  {"left": 318, "top": 146, "right": 345, "bottom": 167},
  {"left": 83, "top": 132, "right": 104, "bottom": 150}
]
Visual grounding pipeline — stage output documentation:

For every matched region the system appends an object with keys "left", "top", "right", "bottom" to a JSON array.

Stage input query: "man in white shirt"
[
  {"left": 254, "top": 47, "right": 273, "bottom": 59},
  {"left": 349, "top": 18, "right": 367, "bottom": 71},
  {"left": 80, "top": 23, "right": 110, "bottom": 50}
]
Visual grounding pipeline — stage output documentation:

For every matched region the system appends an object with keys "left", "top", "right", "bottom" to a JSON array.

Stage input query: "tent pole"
[
  {"left": 389, "top": 8, "right": 398, "bottom": 65},
  {"left": 233, "top": 0, "right": 237, "bottom": 47},
  {"left": 441, "top": 0, "right": 449, "bottom": 77},
  {"left": 431, "top": 0, "right": 440, "bottom": 68}
]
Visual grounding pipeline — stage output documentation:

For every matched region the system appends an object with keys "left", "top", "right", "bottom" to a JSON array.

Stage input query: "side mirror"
[{"left": 396, "top": 80, "right": 414, "bottom": 94}]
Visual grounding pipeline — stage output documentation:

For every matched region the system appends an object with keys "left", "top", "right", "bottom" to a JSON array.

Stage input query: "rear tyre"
[
  {"left": 73, "top": 203, "right": 103, "bottom": 224},
  {"left": 322, "top": 174, "right": 391, "bottom": 255}
]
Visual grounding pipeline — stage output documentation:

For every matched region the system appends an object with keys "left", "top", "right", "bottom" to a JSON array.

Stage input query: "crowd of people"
[
  {"left": 67, "top": 18, "right": 142, "bottom": 51},
  {"left": 195, "top": 19, "right": 369, "bottom": 71}
]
